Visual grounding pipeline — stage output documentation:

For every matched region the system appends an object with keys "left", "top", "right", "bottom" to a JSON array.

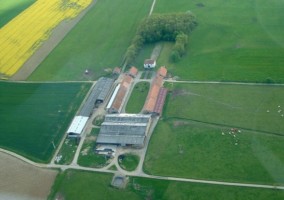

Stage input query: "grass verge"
[
  {"left": 126, "top": 81, "right": 150, "bottom": 113},
  {"left": 48, "top": 169, "right": 284, "bottom": 200},
  {"left": 118, "top": 153, "right": 140, "bottom": 171}
]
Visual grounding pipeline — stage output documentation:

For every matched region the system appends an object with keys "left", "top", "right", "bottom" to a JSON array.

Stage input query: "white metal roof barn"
[{"left": 67, "top": 116, "right": 89, "bottom": 137}]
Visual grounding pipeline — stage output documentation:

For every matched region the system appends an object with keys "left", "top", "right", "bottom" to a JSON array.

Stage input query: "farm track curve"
[{"left": 1, "top": 147, "right": 284, "bottom": 190}]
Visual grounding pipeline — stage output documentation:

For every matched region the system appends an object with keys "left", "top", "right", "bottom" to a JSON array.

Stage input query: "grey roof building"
[
  {"left": 96, "top": 114, "right": 152, "bottom": 147},
  {"left": 79, "top": 77, "right": 113, "bottom": 117}
]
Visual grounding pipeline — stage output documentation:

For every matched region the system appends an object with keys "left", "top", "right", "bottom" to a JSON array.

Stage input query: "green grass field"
[
  {"left": 144, "top": 120, "right": 284, "bottom": 184},
  {"left": 126, "top": 81, "right": 150, "bottom": 113},
  {"left": 164, "top": 83, "right": 284, "bottom": 135},
  {"left": 0, "top": 0, "right": 35, "bottom": 28},
  {"left": 55, "top": 138, "right": 78, "bottom": 165},
  {"left": 144, "top": 83, "right": 284, "bottom": 184},
  {"left": 118, "top": 153, "right": 140, "bottom": 171},
  {"left": 153, "top": 0, "right": 284, "bottom": 82},
  {"left": 28, "top": 0, "right": 153, "bottom": 81},
  {"left": 48, "top": 170, "right": 284, "bottom": 200},
  {"left": 0, "top": 82, "right": 90, "bottom": 162},
  {"left": 78, "top": 140, "right": 110, "bottom": 168}
]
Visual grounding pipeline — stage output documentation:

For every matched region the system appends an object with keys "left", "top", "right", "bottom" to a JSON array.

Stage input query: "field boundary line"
[
  {"left": 164, "top": 117, "right": 284, "bottom": 137},
  {"left": 0, "top": 148, "right": 47, "bottom": 168},
  {"left": 165, "top": 80, "right": 284, "bottom": 86}
]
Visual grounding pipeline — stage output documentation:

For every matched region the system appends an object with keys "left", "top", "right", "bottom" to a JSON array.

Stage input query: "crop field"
[
  {"left": 48, "top": 170, "right": 284, "bottom": 200},
  {"left": 126, "top": 81, "right": 150, "bottom": 113},
  {"left": 0, "top": 0, "right": 35, "bottom": 28},
  {"left": 153, "top": 0, "right": 284, "bottom": 82},
  {"left": 0, "top": 0, "right": 92, "bottom": 77},
  {"left": 28, "top": 0, "right": 153, "bottom": 81},
  {"left": 144, "top": 83, "right": 284, "bottom": 184},
  {"left": 0, "top": 82, "right": 91, "bottom": 162}
]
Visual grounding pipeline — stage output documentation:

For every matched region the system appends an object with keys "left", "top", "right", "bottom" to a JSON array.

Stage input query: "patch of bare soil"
[
  {"left": 11, "top": 0, "right": 98, "bottom": 81},
  {"left": 0, "top": 152, "right": 57, "bottom": 200},
  {"left": 173, "top": 120, "right": 190, "bottom": 127}
]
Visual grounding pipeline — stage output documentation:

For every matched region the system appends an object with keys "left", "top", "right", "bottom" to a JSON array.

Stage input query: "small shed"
[
  {"left": 128, "top": 66, "right": 138, "bottom": 78},
  {"left": 144, "top": 59, "right": 156, "bottom": 69},
  {"left": 113, "top": 67, "right": 121, "bottom": 75},
  {"left": 157, "top": 66, "right": 167, "bottom": 78}
]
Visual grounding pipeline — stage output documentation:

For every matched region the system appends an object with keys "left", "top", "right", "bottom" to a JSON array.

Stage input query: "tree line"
[{"left": 125, "top": 12, "right": 198, "bottom": 65}]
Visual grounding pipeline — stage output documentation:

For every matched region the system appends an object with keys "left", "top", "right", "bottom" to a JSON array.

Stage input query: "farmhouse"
[
  {"left": 96, "top": 114, "right": 152, "bottom": 147},
  {"left": 107, "top": 74, "right": 135, "bottom": 113},
  {"left": 144, "top": 59, "right": 156, "bottom": 69},
  {"left": 143, "top": 67, "right": 168, "bottom": 115}
]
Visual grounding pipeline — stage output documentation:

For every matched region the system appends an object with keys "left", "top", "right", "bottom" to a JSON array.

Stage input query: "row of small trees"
[{"left": 125, "top": 12, "right": 198, "bottom": 65}]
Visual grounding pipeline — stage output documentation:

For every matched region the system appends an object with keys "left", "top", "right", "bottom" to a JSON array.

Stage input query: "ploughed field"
[{"left": 0, "top": 82, "right": 91, "bottom": 162}]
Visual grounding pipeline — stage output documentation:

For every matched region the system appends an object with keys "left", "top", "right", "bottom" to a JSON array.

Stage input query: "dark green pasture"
[{"left": 0, "top": 82, "right": 90, "bottom": 162}]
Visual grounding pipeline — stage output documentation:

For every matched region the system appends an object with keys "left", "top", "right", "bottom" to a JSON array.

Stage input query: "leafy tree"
[{"left": 125, "top": 12, "right": 197, "bottom": 65}]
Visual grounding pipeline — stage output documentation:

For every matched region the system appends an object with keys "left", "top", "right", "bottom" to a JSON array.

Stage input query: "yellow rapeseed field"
[{"left": 0, "top": 0, "right": 92, "bottom": 77}]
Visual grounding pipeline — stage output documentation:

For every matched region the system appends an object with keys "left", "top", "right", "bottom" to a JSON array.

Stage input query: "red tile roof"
[
  {"left": 157, "top": 66, "right": 167, "bottom": 78},
  {"left": 143, "top": 84, "right": 160, "bottom": 113},
  {"left": 153, "top": 87, "right": 168, "bottom": 114},
  {"left": 110, "top": 75, "right": 133, "bottom": 112},
  {"left": 129, "top": 66, "right": 138, "bottom": 77}
]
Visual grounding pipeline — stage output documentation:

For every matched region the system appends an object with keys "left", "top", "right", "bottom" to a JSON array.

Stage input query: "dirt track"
[
  {"left": 11, "top": 0, "right": 98, "bottom": 81},
  {"left": 0, "top": 152, "right": 57, "bottom": 200}
]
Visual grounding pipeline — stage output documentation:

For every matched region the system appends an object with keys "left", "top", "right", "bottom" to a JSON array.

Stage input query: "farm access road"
[{"left": 1, "top": 147, "right": 284, "bottom": 191}]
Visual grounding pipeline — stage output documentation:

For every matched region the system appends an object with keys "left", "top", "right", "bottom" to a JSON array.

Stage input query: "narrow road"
[
  {"left": 149, "top": 0, "right": 156, "bottom": 16},
  {"left": 2, "top": 147, "right": 284, "bottom": 190}
]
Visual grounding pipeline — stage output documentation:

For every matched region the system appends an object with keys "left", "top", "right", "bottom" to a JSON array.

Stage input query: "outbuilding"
[{"left": 144, "top": 59, "right": 156, "bottom": 69}]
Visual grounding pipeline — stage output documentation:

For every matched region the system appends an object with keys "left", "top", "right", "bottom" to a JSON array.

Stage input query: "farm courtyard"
[{"left": 0, "top": 0, "right": 284, "bottom": 199}]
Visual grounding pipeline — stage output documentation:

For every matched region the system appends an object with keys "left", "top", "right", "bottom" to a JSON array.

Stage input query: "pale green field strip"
[{"left": 0, "top": 0, "right": 35, "bottom": 28}]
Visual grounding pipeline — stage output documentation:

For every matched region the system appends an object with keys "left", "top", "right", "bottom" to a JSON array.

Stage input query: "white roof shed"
[{"left": 67, "top": 116, "right": 89, "bottom": 135}]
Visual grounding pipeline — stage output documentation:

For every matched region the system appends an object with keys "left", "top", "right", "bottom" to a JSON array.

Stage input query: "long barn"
[
  {"left": 67, "top": 77, "right": 114, "bottom": 138},
  {"left": 96, "top": 114, "right": 152, "bottom": 147}
]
